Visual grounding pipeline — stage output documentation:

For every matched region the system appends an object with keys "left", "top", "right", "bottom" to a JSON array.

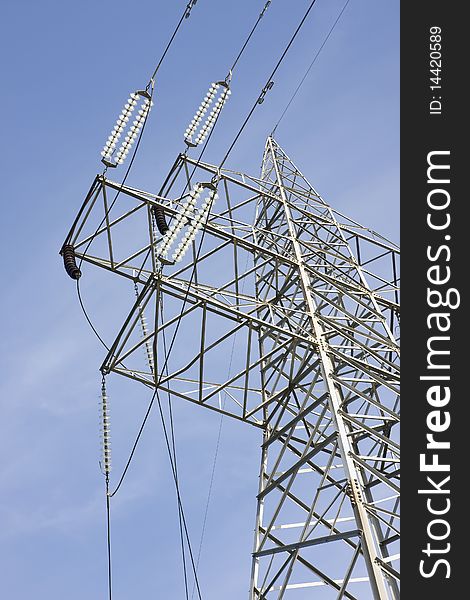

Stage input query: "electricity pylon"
[{"left": 62, "top": 136, "right": 400, "bottom": 599}]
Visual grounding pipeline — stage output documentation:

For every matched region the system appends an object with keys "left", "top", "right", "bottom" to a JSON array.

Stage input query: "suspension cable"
[
  {"left": 105, "top": 478, "right": 112, "bottom": 600},
  {"left": 229, "top": 1, "right": 272, "bottom": 74},
  {"left": 160, "top": 296, "right": 190, "bottom": 600},
  {"left": 155, "top": 389, "right": 204, "bottom": 600},
  {"left": 149, "top": 1, "right": 198, "bottom": 84},
  {"left": 191, "top": 250, "right": 251, "bottom": 599},
  {"left": 104, "top": 288, "right": 203, "bottom": 597},
  {"left": 271, "top": 0, "right": 351, "bottom": 135},
  {"left": 219, "top": 0, "right": 319, "bottom": 169}
]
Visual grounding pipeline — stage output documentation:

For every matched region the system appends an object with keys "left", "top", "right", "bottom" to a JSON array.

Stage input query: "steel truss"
[{"left": 63, "top": 137, "right": 400, "bottom": 599}]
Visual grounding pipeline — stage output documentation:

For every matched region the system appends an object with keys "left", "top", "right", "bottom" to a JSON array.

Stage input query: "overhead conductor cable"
[{"left": 98, "top": 1, "right": 199, "bottom": 170}]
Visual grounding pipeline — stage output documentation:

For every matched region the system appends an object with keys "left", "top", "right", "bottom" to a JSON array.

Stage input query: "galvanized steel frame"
[{"left": 63, "top": 137, "right": 400, "bottom": 598}]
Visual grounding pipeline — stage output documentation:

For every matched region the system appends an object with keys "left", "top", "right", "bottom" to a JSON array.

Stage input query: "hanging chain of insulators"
[
  {"left": 134, "top": 281, "right": 155, "bottom": 374},
  {"left": 101, "top": 90, "right": 153, "bottom": 167},
  {"left": 100, "top": 376, "right": 111, "bottom": 475},
  {"left": 157, "top": 183, "right": 218, "bottom": 263},
  {"left": 184, "top": 81, "right": 231, "bottom": 147}
]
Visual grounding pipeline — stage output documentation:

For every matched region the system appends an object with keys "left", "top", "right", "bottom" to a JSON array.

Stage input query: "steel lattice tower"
[{"left": 62, "top": 137, "right": 400, "bottom": 599}]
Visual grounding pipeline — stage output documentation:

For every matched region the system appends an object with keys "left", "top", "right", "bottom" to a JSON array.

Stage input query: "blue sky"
[{"left": 0, "top": 1, "right": 398, "bottom": 598}]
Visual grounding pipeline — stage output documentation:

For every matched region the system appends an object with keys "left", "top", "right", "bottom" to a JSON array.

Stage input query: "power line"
[
  {"left": 229, "top": 1, "right": 272, "bottom": 74},
  {"left": 161, "top": 297, "right": 190, "bottom": 600},
  {"left": 76, "top": 280, "right": 110, "bottom": 352},
  {"left": 105, "top": 476, "right": 112, "bottom": 600},
  {"left": 219, "top": 0, "right": 320, "bottom": 169},
  {"left": 155, "top": 389, "right": 204, "bottom": 600},
  {"left": 271, "top": 0, "right": 351, "bottom": 135},
  {"left": 149, "top": 1, "right": 199, "bottom": 84},
  {"left": 191, "top": 250, "right": 251, "bottom": 599}
]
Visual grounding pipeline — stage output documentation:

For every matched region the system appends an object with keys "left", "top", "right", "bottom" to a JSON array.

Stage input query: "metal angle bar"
[
  {"left": 263, "top": 393, "right": 328, "bottom": 449},
  {"left": 253, "top": 530, "right": 362, "bottom": 558},
  {"left": 223, "top": 177, "right": 241, "bottom": 303},
  {"left": 364, "top": 508, "right": 400, "bottom": 536},
  {"left": 336, "top": 378, "right": 400, "bottom": 421},
  {"left": 256, "top": 529, "right": 359, "bottom": 600},
  {"left": 260, "top": 555, "right": 295, "bottom": 599},
  {"left": 262, "top": 411, "right": 336, "bottom": 513},
  {"left": 273, "top": 483, "right": 359, "bottom": 550},
  {"left": 272, "top": 517, "right": 355, "bottom": 530},
  {"left": 270, "top": 577, "right": 368, "bottom": 591},
  {"left": 63, "top": 175, "right": 101, "bottom": 245},
  {"left": 337, "top": 223, "right": 399, "bottom": 254},
  {"left": 111, "top": 366, "right": 264, "bottom": 426},
  {"left": 331, "top": 350, "right": 400, "bottom": 391},
  {"left": 374, "top": 558, "right": 400, "bottom": 582},
  {"left": 201, "top": 338, "right": 294, "bottom": 407},
  {"left": 379, "top": 496, "right": 401, "bottom": 544},
  {"left": 259, "top": 395, "right": 313, "bottom": 504},
  {"left": 102, "top": 184, "right": 115, "bottom": 269},
  {"left": 75, "top": 201, "right": 148, "bottom": 251},
  {"left": 282, "top": 458, "right": 348, "bottom": 576},
  {"left": 380, "top": 534, "right": 399, "bottom": 548},
  {"left": 260, "top": 348, "right": 316, "bottom": 428},
  {"left": 308, "top": 284, "right": 392, "bottom": 344},
  {"left": 183, "top": 155, "right": 296, "bottom": 205},
  {"left": 74, "top": 252, "right": 150, "bottom": 284},
  {"left": 335, "top": 542, "right": 363, "bottom": 600},
  {"left": 102, "top": 277, "right": 157, "bottom": 372},
  {"left": 340, "top": 414, "right": 400, "bottom": 452},
  {"left": 216, "top": 191, "right": 261, "bottom": 219},
  {"left": 147, "top": 205, "right": 157, "bottom": 274},
  {"left": 198, "top": 303, "right": 207, "bottom": 403},
  {"left": 86, "top": 186, "right": 302, "bottom": 281},
  {"left": 159, "top": 278, "right": 315, "bottom": 347},
  {"left": 349, "top": 455, "right": 400, "bottom": 495},
  {"left": 242, "top": 324, "right": 254, "bottom": 418},
  {"left": 159, "top": 319, "right": 248, "bottom": 386},
  {"left": 263, "top": 359, "right": 323, "bottom": 433},
  {"left": 258, "top": 433, "right": 337, "bottom": 500},
  {"left": 319, "top": 314, "right": 399, "bottom": 355},
  {"left": 208, "top": 257, "right": 272, "bottom": 302},
  {"left": 358, "top": 455, "right": 399, "bottom": 462},
  {"left": 112, "top": 238, "right": 157, "bottom": 270}
]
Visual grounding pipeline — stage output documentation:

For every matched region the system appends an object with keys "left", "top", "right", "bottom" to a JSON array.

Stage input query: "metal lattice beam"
[{"left": 62, "top": 136, "right": 400, "bottom": 599}]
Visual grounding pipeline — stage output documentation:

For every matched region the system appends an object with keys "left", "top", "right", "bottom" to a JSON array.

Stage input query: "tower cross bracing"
[{"left": 63, "top": 137, "right": 400, "bottom": 599}]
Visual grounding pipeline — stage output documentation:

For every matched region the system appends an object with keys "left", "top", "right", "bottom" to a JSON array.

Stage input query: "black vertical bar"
[{"left": 401, "top": 3, "right": 464, "bottom": 598}]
